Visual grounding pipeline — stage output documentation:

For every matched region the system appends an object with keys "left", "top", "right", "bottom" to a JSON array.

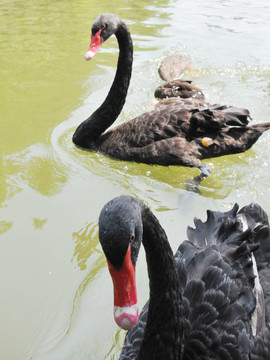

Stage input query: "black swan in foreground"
[
  {"left": 73, "top": 13, "right": 270, "bottom": 179},
  {"left": 98, "top": 195, "right": 270, "bottom": 359}
]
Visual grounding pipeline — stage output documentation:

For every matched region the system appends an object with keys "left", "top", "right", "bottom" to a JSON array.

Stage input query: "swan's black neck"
[
  {"left": 72, "top": 21, "right": 133, "bottom": 149},
  {"left": 138, "top": 207, "right": 183, "bottom": 360}
]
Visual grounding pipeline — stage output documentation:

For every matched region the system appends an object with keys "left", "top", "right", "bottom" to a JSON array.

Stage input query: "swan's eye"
[
  {"left": 102, "top": 24, "right": 107, "bottom": 30},
  {"left": 130, "top": 234, "right": 135, "bottom": 243}
]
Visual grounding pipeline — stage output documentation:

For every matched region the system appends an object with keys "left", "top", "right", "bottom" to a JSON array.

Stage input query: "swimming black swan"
[
  {"left": 98, "top": 195, "right": 270, "bottom": 359},
  {"left": 73, "top": 13, "right": 270, "bottom": 179}
]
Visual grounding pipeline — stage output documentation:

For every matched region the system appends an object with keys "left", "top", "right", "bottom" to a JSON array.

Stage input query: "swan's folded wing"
[
  {"left": 175, "top": 246, "right": 253, "bottom": 359},
  {"left": 181, "top": 277, "right": 250, "bottom": 359},
  {"left": 250, "top": 328, "right": 270, "bottom": 360}
]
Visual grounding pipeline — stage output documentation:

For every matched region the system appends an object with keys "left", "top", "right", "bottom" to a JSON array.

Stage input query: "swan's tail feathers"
[
  {"left": 241, "top": 121, "right": 270, "bottom": 151},
  {"left": 221, "top": 106, "right": 251, "bottom": 126},
  {"left": 204, "top": 121, "right": 270, "bottom": 158},
  {"left": 191, "top": 105, "right": 251, "bottom": 131},
  {"left": 250, "top": 122, "right": 270, "bottom": 133}
]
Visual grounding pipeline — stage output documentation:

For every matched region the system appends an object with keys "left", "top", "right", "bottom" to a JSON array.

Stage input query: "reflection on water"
[
  {"left": 1, "top": 0, "right": 270, "bottom": 359},
  {"left": 67, "top": 253, "right": 107, "bottom": 338},
  {"left": 33, "top": 217, "right": 48, "bottom": 230},
  {"left": 105, "top": 328, "right": 127, "bottom": 360},
  {"left": 0, "top": 220, "right": 13, "bottom": 235},
  {"left": 72, "top": 222, "right": 100, "bottom": 271},
  {"left": 3, "top": 144, "right": 69, "bottom": 198}
]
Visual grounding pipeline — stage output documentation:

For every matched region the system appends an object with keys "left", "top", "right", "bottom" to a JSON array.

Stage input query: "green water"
[{"left": 1, "top": 0, "right": 270, "bottom": 359}]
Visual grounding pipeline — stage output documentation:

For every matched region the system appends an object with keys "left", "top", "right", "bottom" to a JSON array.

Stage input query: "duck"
[
  {"left": 154, "top": 78, "right": 209, "bottom": 111},
  {"left": 158, "top": 54, "right": 192, "bottom": 82},
  {"left": 98, "top": 195, "right": 270, "bottom": 359},
  {"left": 73, "top": 13, "right": 270, "bottom": 181},
  {"left": 153, "top": 54, "right": 208, "bottom": 110}
]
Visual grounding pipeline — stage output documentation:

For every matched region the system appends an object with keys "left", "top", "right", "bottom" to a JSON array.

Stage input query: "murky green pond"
[{"left": 1, "top": 0, "right": 270, "bottom": 359}]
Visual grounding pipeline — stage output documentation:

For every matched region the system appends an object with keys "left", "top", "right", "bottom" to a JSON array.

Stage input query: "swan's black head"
[
  {"left": 84, "top": 13, "right": 121, "bottom": 60},
  {"left": 98, "top": 195, "right": 144, "bottom": 330},
  {"left": 98, "top": 195, "right": 143, "bottom": 270},
  {"left": 92, "top": 13, "right": 121, "bottom": 42}
]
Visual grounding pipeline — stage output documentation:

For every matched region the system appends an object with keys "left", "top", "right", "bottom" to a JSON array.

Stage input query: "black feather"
[{"left": 98, "top": 195, "right": 270, "bottom": 360}]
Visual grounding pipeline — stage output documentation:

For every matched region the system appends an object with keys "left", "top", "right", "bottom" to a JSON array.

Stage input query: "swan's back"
[{"left": 120, "top": 203, "right": 270, "bottom": 360}]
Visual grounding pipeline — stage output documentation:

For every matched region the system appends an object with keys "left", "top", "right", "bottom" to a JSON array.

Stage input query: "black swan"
[
  {"left": 98, "top": 195, "right": 270, "bottom": 359},
  {"left": 73, "top": 13, "right": 270, "bottom": 179}
]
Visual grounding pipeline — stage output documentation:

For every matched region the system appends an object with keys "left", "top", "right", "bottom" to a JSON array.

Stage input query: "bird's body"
[
  {"left": 97, "top": 103, "right": 269, "bottom": 170},
  {"left": 158, "top": 54, "right": 191, "bottom": 82},
  {"left": 98, "top": 195, "right": 270, "bottom": 360},
  {"left": 73, "top": 13, "right": 270, "bottom": 178}
]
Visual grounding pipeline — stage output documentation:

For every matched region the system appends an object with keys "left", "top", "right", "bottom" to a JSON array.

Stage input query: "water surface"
[{"left": 1, "top": 0, "right": 270, "bottom": 359}]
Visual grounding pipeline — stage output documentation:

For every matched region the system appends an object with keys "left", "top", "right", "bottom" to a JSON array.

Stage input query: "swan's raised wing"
[
  {"left": 238, "top": 203, "right": 270, "bottom": 326},
  {"left": 175, "top": 203, "right": 270, "bottom": 359}
]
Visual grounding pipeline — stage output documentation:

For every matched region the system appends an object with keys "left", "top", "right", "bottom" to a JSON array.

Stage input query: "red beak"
[
  {"left": 84, "top": 28, "right": 103, "bottom": 60},
  {"left": 107, "top": 245, "right": 139, "bottom": 330}
]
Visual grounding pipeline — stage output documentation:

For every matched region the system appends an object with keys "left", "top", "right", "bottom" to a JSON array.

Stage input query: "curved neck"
[
  {"left": 139, "top": 207, "right": 182, "bottom": 360},
  {"left": 73, "top": 21, "right": 133, "bottom": 149}
]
